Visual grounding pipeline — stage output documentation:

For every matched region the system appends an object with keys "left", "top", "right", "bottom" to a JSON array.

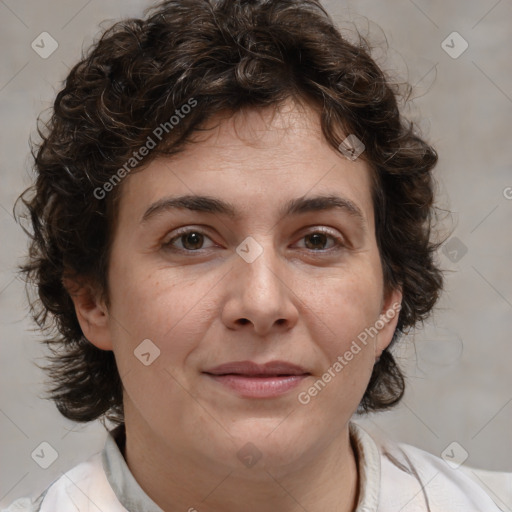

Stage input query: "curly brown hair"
[{"left": 17, "top": 0, "right": 443, "bottom": 426}]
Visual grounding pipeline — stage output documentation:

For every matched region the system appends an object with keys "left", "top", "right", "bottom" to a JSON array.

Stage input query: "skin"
[{"left": 70, "top": 97, "right": 402, "bottom": 512}]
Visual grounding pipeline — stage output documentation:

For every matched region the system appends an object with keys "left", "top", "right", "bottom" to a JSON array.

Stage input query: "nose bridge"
[{"left": 238, "top": 234, "right": 285, "bottom": 303}]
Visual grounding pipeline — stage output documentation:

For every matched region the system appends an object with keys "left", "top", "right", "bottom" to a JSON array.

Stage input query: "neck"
[{"left": 121, "top": 415, "right": 360, "bottom": 512}]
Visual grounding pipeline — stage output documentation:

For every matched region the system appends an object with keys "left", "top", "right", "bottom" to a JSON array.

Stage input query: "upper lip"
[{"left": 203, "top": 360, "right": 310, "bottom": 376}]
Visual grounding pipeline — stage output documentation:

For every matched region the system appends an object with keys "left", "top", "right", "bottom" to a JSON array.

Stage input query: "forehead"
[{"left": 116, "top": 99, "right": 375, "bottom": 230}]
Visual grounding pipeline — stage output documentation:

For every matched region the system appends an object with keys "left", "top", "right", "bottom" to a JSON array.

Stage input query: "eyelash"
[{"left": 163, "top": 227, "right": 346, "bottom": 254}]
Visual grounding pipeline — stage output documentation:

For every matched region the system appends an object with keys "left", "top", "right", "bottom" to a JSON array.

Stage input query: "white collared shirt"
[{"left": 3, "top": 421, "right": 511, "bottom": 511}]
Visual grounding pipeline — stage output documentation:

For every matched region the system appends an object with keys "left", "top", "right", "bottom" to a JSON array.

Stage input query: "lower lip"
[{"left": 205, "top": 374, "right": 308, "bottom": 398}]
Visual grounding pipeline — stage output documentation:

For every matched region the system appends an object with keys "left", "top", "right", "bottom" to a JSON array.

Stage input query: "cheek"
[
  {"left": 301, "top": 264, "right": 384, "bottom": 405},
  {"left": 314, "top": 265, "right": 383, "bottom": 345},
  {"left": 107, "top": 260, "right": 219, "bottom": 366},
  {"left": 105, "top": 268, "right": 212, "bottom": 415},
  {"left": 298, "top": 281, "right": 380, "bottom": 418}
]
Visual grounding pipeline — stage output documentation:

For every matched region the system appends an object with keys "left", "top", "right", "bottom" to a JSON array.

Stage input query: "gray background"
[{"left": 1, "top": 0, "right": 511, "bottom": 508}]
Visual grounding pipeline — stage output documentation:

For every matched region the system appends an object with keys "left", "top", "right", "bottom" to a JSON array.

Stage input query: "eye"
[
  {"left": 163, "top": 228, "right": 215, "bottom": 252},
  {"left": 163, "top": 227, "right": 346, "bottom": 254},
  {"left": 296, "top": 228, "right": 345, "bottom": 252}
]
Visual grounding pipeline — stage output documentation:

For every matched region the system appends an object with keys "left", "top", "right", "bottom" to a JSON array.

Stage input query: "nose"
[{"left": 221, "top": 241, "right": 299, "bottom": 336}]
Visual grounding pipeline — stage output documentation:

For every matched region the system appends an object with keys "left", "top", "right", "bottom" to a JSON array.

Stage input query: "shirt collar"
[
  {"left": 102, "top": 421, "right": 381, "bottom": 512},
  {"left": 102, "top": 424, "right": 164, "bottom": 511},
  {"left": 350, "top": 421, "right": 381, "bottom": 510}
]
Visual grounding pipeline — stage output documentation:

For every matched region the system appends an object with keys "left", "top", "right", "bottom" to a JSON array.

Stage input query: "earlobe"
[
  {"left": 375, "top": 287, "right": 403, "bottom": 358},
  {"left": 62, "top": 276, "right": 113, "bottom": 351}
]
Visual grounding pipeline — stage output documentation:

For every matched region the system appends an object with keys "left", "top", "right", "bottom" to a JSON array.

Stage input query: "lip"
[
  {"left": 203, "top": 360, "right": 310, "bottom": 399},
  {"left": 203, "top": 360, "right": 309, "bottom": 376},
  {"left": 206, "top": 374, "right": 308, "bottom": 398}
]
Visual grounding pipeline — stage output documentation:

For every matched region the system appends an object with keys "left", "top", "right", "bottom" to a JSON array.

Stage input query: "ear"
[
  {"left": 63, "top": 276, "right": 113, "bottom": 351},
  {"left": 374, "top": 286, "right": 403, "bottom": 360}
]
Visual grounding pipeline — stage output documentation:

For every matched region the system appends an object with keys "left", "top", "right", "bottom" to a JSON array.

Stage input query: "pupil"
[
  {"left": 184, "top": 232, "right": 202, "bottom": 249},
  {"left": 306, "top": 233, "right": 326, "bottom": 250}
]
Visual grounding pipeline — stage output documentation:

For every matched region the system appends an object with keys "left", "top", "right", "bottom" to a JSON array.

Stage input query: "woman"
[{"left": 5, "top": 0, "right": 510, "bottom": 510}]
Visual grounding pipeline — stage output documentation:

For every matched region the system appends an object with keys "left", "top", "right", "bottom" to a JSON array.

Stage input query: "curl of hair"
[{"left": 18, "top": 0, "right": 443, "bottom": 425}]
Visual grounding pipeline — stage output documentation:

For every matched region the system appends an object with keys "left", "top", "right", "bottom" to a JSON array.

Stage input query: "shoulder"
[
  {"left": 368, "top": 427, "right": 511, "bottom": 512},
  {"left": 2, "top": 453, "right": 128, "bottom": 512}
]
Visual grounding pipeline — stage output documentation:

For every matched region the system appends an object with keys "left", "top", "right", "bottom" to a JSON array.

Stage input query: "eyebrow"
[{"left": 141, "top": 193, "right": 366, "bottom": 227}]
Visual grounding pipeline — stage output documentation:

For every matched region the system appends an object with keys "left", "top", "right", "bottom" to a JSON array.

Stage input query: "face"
[{"left": 75, "top": 98, "right": 401, "bottom": 477}]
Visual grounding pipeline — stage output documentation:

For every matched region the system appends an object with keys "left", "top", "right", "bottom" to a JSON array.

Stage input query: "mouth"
[{"left": 202, "top": 361, "right": 311, "bottom": 398}]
